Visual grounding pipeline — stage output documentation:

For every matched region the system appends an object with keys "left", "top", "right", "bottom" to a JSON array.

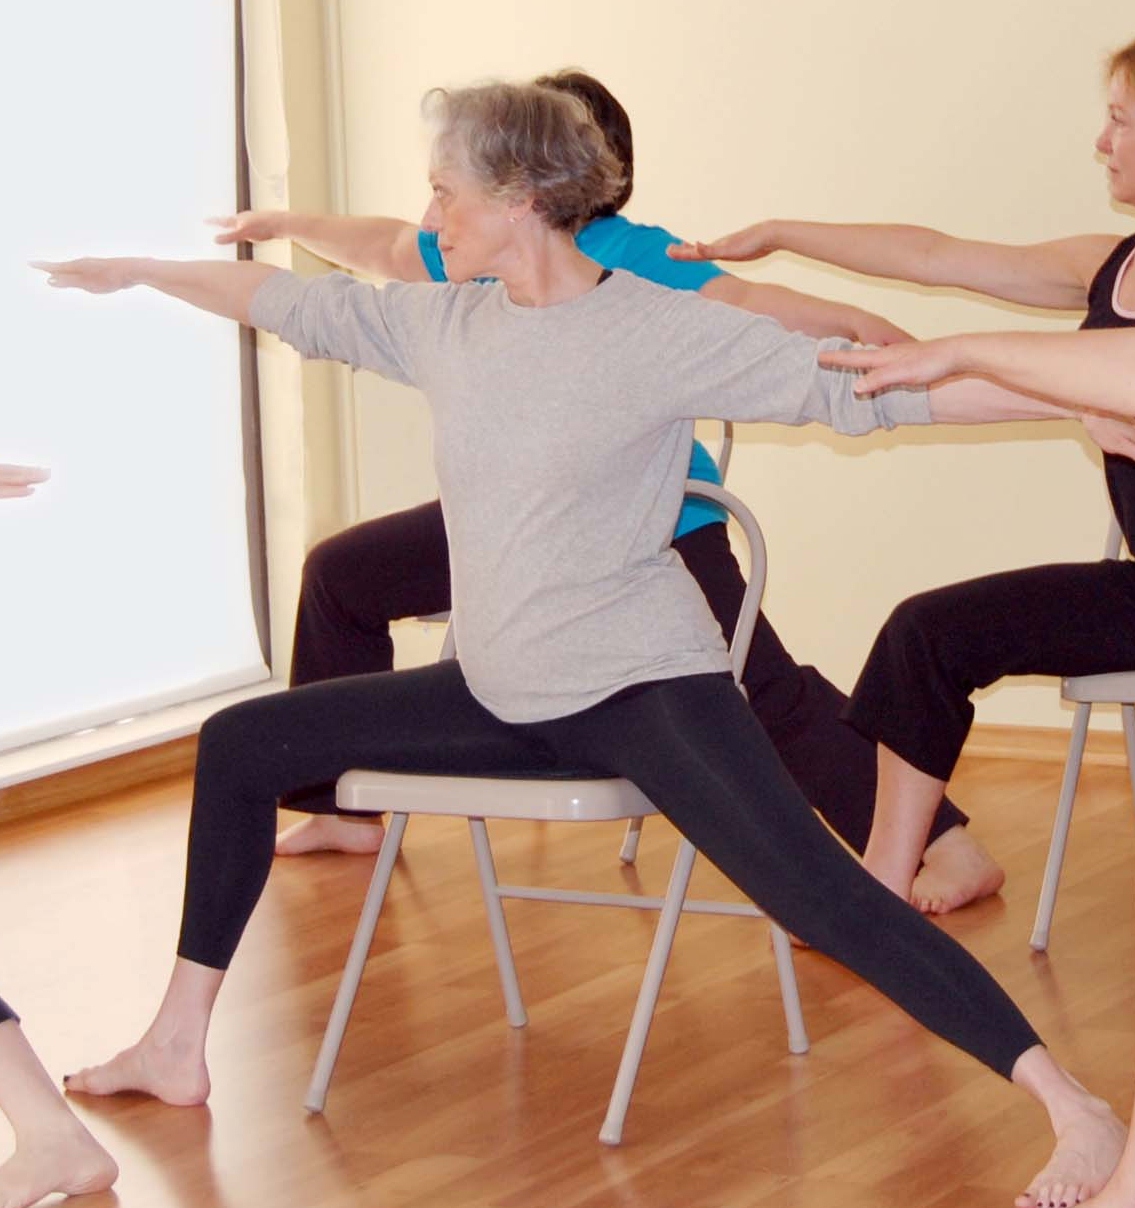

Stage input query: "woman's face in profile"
[
  {"left": 421, "top": 156, "right": 517, "bottom": 284},
  {"left": 1097, "top": 73, "right": 1135, "bottom": 206}
]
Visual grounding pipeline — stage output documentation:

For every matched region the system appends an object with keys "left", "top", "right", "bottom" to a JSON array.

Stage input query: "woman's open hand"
[
  {"left": 668, "top": 221, "right": 779, "bottom": 263},
  {"left": 0, "top": 465, "right": 50, "bottom": 498},
  {"left": 818, "top": 339, "right": 962, "bottom": 394},
  {"left": 31, "top": 258, "right": 140, "bottom": 294},
  {"left": 208, "top": 212, "right": 283, "bottom": 246}
]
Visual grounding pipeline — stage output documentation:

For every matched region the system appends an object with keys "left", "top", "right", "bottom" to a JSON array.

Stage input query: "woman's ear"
[{"left": 506, "top": 194, "right": 535, "bottom": 225}]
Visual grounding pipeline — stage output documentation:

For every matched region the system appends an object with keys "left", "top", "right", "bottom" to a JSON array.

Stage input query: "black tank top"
[{"left": 1082, "top": 232, "right": 1135, "bottom": 547}]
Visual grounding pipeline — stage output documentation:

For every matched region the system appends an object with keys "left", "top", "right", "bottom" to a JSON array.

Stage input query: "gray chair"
[
  {"left": 305, "top": 479, "right": 809, "bottom": 1144},
  {"left": 1030, "top": 514, "right": 1135, "bottom": 951}
]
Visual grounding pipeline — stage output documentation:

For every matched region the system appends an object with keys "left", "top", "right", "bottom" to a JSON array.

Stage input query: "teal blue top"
[{"left": 418, "top": 215, "right": 727, "bottom": 536}]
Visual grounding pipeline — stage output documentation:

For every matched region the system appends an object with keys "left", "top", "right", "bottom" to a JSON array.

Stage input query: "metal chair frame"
[{"left": 1030, "top": 514, "right": 1135, "bottom": 950}]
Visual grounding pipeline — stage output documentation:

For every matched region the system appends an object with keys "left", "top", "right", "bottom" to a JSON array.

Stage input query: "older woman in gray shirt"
[{"left": 37, "top": 82, "right": 1124, "bottom": 1207}]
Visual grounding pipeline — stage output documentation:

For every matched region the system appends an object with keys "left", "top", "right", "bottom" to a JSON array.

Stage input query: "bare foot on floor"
[
  {"left": 64, "top": 1039, "right": 210, "bottom": 1107},
  {"left": 0, "top": 1119, "right": 117, "bottom": 1208},
  {"left": 911, "top": 825, "right": 1005, "bottom": 915},
  {"left": 275, "top": 814, "right": 385, "bottom": 857},
  {"left": 1016, "top": 1096, "right": 1126, "bottom": 1208}
]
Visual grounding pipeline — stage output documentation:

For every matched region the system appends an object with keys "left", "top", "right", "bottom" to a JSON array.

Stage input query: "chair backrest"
[
  {"left": 709, "top": 419, "right": 734, "bottom": 481},
  {"left": 683, "top": 479, "right": 766, "bottom": 687},
  {"left": 439, "top": 478, "right": 765, "bottom": 685}
]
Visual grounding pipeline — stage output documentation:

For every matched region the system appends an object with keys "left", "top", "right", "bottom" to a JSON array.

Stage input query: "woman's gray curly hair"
[{"left": 423, "top": 82, "right": 626, "bottom": 233}]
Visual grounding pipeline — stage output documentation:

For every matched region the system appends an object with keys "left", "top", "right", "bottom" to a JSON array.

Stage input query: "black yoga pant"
[
  {"left": 0, "top": 995, "right": 16, "bottom": 1024},
  {"left": 846, "top": 558, "right": 1135, "bottom": 782},
  {"left": 182, "top": 662, "right": 1038, "bottom": 1078},
  {"left": 287, "top": 501, "right": 968, "bottom": 849}
]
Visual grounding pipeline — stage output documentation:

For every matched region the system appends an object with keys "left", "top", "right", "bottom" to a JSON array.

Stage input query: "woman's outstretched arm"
[
  {"left": 670, "top": 219, "right": 1119, "bottom": 311},
  {"left": 32, "top": 258, "right": 280, "bottom": 324},
  {"left": 209, "top": 211, "right": 431, "bottom": 282},
  {"left": 821, "top": 329, "right": 1135, "bottom": 420}
]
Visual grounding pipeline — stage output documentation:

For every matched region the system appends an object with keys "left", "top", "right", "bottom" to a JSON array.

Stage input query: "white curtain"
[{"left": 0, "top": 0, "right": 268, "bottom": 754}]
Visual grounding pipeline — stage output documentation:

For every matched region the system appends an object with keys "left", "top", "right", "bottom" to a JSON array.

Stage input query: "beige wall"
[{"left": 289, "top": 1, "right": 1134, "bottom": 723}]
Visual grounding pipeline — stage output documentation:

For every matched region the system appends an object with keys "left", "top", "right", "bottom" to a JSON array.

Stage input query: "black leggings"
[
  {"left": 846, "top": 559, "right": 1135, "bottom": 782},
  {"left": 288, "top": 502, "right": 968, "bottom": 850},
  {"left": 183, "top": 662, "right": 1038, "bottom": 1078},
  {"left": 0, "top": 995, "right": 16, "bottom": 1024}
]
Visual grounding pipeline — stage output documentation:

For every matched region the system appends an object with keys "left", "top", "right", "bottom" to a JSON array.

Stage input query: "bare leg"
[
  {"left": 861, "top": 743, "right": 943, "bottom": 901},
  {"left": 275, "top": 813, "right": 385, "bottom": 857},
  {"left": 64, "top": 958, "right": 221, "bottom": 1106},
  {"left": 1012, "top": 1045, "right": 1127, "bottom": 1207},
  {"left": 912, "top": 823, "right": 1005, "bottom": 914},
  {"left": 0, "top": 1019, "right": 117, "bottom": 1208},
  {"left": 864, "top": 744, "right": 1004, "bottom": 913}
]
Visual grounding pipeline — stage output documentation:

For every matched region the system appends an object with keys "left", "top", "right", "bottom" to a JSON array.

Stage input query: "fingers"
[
  {"left": 667, "top": 241, "right": 709, "bottom": 261},
  {"left": 206, "top": 211, "right": 277, "bottom": 245},
  {"left": 668, "top": 229, "right": 769, "bottom": 262},
  {"left": 817, "top": 347, "right": 886, "bottom": 371},
  {"left": 206, "top": 215, "right": 239, "bottom": 244},
  {"left": 29, "top": 259, "right": 74, "bottom": 287},
  {"left": 0, "top": 465, "right": 50, "bottom": 498},
  {"left": 1082, "top": 415, "right": 1135, "bottom": 458},
  {"left": 816, "top": 348, "right": 901, "bottom": 396},
  {"left": 689, "top": 239, "right": 734, "bottom": 260},
  {"left": 30, "top": 258, "right": 131, "bottom": 293},
  {"left": 31, "top": 263, "right": 84, "bottom": 289}
]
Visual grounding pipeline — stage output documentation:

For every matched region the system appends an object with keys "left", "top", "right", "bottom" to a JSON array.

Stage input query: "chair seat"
[
  {"left": 337, "top": 768, "right": 657, "bottom": 822},
  {"left": 1062, "top": 671, "right": 1135, "bottom": 703}
]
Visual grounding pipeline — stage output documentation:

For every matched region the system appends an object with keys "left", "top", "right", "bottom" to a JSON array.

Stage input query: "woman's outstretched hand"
[
  {"left": 208, "top": 212, "right": 283, "bottom": 246},
  {"left": 1080, "top": 414, "right": 1135, "bottom": 460},
  {"left": 31, "top": 258, "right": 139, "bottom": 294},
  {"left": 667, "top": 221, "right": 778, "bottom": 263},
  {"left": 0, "top": 465, "right": 50, "bottom": 498},
  {"left": 818, "top": 339, "right": 961, "bottom": 395}
]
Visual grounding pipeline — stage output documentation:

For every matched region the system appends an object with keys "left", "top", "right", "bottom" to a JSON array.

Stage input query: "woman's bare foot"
[
  {"left": 64, "top": 1036, "right": 209, "bottom": 1107},
  {"left": 275, "top": 814, "right": 385, "bottom": 857},
  {"left": 1015, "top": 1095, "right": 1126, "bottom": 1208},
  {"left": 0, "top": 1117, "right": 117, "bottom": 1208},
  {"left": 911, "top": 825, "right": 1005, "bottom": 915}
]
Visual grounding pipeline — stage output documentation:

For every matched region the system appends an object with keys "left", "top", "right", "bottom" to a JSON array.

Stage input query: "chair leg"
[
  {"left": 618, "top": 817, "right": 644, "bottom": 865},
  {"left": 304, "top": 812, "right": 409, "bottom": 1113},
  {"left": 1030, "top": 701, "right": 1092, "bottom": 952},
  {"left": 599, "top": 837, "right": 697, "bottom": 1146},
  {"left": 768, "top": 925, "right": 809, "bottom": 1054},
  {"left": 1121, "top": 704, "right": 1135, "bottom": 806},
  {"left": 468, "top": 818, "right": 528, "bottom": 1028}
]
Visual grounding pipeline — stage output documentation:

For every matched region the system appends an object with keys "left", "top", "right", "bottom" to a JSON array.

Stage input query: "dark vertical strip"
[{"left": 234, "top": 0, "right": 272, "bottom": 665}]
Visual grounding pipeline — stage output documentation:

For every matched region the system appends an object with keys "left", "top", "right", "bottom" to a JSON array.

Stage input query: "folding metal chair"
[{"left": 305, "top": 478, "right": 809, "bottom": 1145}]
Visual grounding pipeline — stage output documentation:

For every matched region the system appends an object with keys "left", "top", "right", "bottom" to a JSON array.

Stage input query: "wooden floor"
[{"left": 3, "top": 752, "right": 1135, "bottom": 1208}]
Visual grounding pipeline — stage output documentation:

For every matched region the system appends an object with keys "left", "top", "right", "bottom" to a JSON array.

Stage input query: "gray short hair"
[{"left": 423, "top": 82, "right": 626, "bottom": 233}]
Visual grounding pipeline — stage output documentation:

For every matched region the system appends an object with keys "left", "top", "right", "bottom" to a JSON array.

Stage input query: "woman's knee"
[
  {"left": 300, "top": 529, "right": 361, "bottom": 610},
  {"left": 874, "top": 588, "right": 959, "bottom": 667},
  {"left": 196, "top": 697, "right": 281, "bottom": 789}
]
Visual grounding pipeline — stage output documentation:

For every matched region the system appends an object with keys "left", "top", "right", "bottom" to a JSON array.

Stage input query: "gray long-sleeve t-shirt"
[{"left": 251, "top": 268, "right": 930, "bottom": 723}]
